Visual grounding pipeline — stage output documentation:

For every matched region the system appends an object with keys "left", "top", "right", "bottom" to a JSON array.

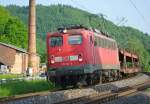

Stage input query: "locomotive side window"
[
  {"left": 102, "top": 38, "right": 105, "bottom": 47},
  {"left": 113, "top": 42, "right": 117, "bottom": 49},
  {"left": 50, "top": 36, "right": 63, "bottom": 47},
  {"left": 94, "top": 40, "right": 97, "bottom": 46},
  {"left": 94, "top": 36, "right": 98, "bottom": 46},
  {"left": 94, "top": 35, "right": 117, "bottom": 50},
  {"left": 90, "top": 36, "right": 93, "bottom": 44},
  {"left": 68, "top": 35, "right": 82, "bottom": 45},
  {"left": 98, "top": 38, "right": 101, "bottom": 46}
]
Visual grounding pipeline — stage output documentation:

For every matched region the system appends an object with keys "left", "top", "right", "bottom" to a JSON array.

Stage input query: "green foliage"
[
  {"left": 126, "top": 35, "right": 150, "bottom": 71},
  {"left": 0, "top": 80, "right": 55, "bottom": 98},
  {"left": 0, "top": 6, "right": 27, "bottom": 49},
  {"left": 36, "top": 38, "right": 47, "bottom": 62},
  {"left": 0, "top": 6, "right": 10, "bottom": 34},
  {"left": 0, "top": 74, "right": 23, "bottom": 79},
  {"left": 3, "top": 4, "right": 150, "bottom": 71}
]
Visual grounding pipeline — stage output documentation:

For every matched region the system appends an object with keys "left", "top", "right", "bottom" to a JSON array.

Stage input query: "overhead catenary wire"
[
  {"left": 58, "top": 0, "right": 81, "bottom": 27},
  {"left": 70, "top": 0, "right": 90, "bottom": 12},
  {"left": 69, "top": 0, "right": 108, "bottom": 32},
  {"left": 69, "top": 0, "right": 94, "bottom": 27},
  {"left": 116, "top": 17, "right": 128, "bottom": 26},
  {"left": 143, "top": 0, "right": 150, "bottom": 13},
  {"left": 128, "top": 0, "right": 150, "bottom": 28}
]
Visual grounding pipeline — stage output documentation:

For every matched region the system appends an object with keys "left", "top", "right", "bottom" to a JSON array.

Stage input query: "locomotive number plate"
[{"left": 63, "top": 56, "right": 69, "bottom": 61}]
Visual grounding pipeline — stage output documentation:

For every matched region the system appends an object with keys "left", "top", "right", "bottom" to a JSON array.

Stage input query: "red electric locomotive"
[{"left": 46, "top": 25, "right": 140, "bottom": 87}]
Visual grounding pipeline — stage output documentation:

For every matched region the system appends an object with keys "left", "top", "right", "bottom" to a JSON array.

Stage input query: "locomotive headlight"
[
  {"left": 79, "top": 58, "right": 83, "bottom": 62},
  {"left": 78, "top": 54, "right": 83, "bottom": 62},
  {"left": 51, "top": 60, "right": 55, "bottom": 64},
  {"left": 50, "top": 55, "right": 55, "bottom": 64}
]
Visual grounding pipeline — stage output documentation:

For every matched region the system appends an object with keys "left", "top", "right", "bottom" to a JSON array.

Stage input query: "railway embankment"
[{"left": 0, "top": 73, "right": 149, "bottom": 104}]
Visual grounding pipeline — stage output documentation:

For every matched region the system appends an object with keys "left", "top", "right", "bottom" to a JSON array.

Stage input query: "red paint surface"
[{"left": 46, "top": 29, "right": 120, "bottom": 69}]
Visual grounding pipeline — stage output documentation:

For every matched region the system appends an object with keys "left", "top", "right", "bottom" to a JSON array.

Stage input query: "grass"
[
  {"left": 0, "top": 80, "right": 55, "bottom": 98},
  {"left": 0, "top": 74, "right": 23, "bottom": 79},
  {"left": 147, "top": 88, "right": 150, "bottom": 92}
]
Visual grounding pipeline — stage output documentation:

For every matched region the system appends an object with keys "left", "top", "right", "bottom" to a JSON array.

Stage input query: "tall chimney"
[{"left": 28, "top": 0, "right": 37, "bottom": 74}]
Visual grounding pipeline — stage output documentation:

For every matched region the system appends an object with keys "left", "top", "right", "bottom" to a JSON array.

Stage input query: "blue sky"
[{"left": 0, "top": 0, "right": 150, "bottom": 34}]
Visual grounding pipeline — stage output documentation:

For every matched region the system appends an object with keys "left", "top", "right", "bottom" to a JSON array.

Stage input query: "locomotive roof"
[
  {"left": 57, "top": 29, "right": 116, "bottom": 42},
  {"left": 94, "top": 32, "right": 116, "bottom": 42},
  {"left": 57, "top": 25, "right": 115, "bottom": 42}
]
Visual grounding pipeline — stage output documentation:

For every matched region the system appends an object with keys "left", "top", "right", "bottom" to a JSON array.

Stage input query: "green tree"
[
  {"left": 0, "top": 6, "right": 27, "bottom": 49},
  {"left": 5, "top": 5, "right": 150, "bottom": 70}
]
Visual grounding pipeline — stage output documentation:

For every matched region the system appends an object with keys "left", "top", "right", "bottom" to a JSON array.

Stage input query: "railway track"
[
  {"left": 0, "top": 74, "right": 149, "bottom": 104},
  {"left": 54, "top": 80, "right": 150, "bottom": 104}
]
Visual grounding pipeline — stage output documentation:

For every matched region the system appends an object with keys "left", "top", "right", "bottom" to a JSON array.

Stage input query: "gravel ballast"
[{"left": 103, "top": 92, "right": 150, "bottom": 104}]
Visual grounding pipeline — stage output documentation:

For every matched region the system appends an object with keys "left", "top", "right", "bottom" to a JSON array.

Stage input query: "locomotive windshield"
[
  {"left": 50, "top": 36, "right": 63, "bottom": 47},
  {"left": 68, "top": 35, "right": 82, "bottom": 45}
]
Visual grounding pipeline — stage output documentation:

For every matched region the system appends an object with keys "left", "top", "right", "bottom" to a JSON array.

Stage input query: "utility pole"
[{"left": 28, "top": 0, "right": 37, "bottom": 74}]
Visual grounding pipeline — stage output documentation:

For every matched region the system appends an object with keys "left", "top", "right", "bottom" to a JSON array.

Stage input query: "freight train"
[{"left": 46, "top": 25, "right": 141, "bottom": 87}]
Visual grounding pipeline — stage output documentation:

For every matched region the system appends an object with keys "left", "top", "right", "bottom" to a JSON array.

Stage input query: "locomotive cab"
[
  {"left": 48, "top": 33, "right": 85, "bottom": 67},
  {"left": 47, "top": 27, "right": 90, "bottom": 86}
]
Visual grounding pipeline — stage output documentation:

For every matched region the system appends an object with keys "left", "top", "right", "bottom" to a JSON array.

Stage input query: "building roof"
[{"left": 0, "top": 42, "right": 27, "bottom": 53}]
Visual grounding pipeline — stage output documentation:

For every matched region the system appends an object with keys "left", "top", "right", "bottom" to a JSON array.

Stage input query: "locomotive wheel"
[
  {"left": 98, "top": 71, "right": 103, "bottom": 84},
  {"left": 61, "top": 76, "right": 67, "bottom": 89},
  {"left": 87, "top": 78, "right": 93, "bottom": 85},
  {"left": 86, "top": 74, "right": 93, "bottom": 85},
  {"left": 61, "top": 83, "right": 67, "bottom": 89}
]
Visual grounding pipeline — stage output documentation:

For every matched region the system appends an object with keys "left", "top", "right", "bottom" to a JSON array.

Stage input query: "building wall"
[
  {"left": 11, "top": 52, "right": 40, "bottom": 74},
  {"left": 11, "top": 52, "right": 28, "bottom": 74},
  {"left": 0, "top": 45, "right": 16, "bottom": 66},
  {"left": 0, "top": 44, "right": 40, "bottom": 74},
  {"left": 36, "top": 55, "right": 40, "bottom": 73}
]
